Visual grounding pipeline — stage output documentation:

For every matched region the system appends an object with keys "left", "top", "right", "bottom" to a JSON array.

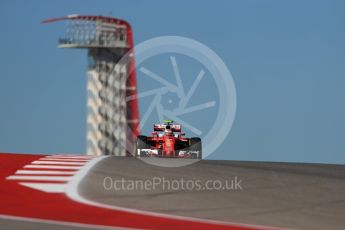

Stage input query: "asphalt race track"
[
  {"left": 1, "top": 153, "right": 345, "bottom": 229},
  {"left": 80, "top": 157, "right": 345, "bottom": 230}
]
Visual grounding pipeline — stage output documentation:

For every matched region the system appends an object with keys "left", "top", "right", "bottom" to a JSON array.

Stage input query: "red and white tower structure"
[{"left": 44, "top": 15, "right": 140, "bottom": 156}]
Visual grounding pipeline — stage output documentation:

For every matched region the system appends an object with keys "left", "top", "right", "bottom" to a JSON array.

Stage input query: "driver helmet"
[{"left": 165, "top": 129, "right": 173, "bottom": 136}]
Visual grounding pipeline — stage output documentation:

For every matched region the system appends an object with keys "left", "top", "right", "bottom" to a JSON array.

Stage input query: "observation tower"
[{"left": 44, "top": 15, "right": 140, "bottom": 156}]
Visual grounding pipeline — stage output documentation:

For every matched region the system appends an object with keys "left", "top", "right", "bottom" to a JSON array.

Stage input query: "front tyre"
[
  {"left": 136, "top": 135, "right": 149, "bottom": 157},
  {"left": 190, "top": 137, "right": 202, "bottom": 159}
]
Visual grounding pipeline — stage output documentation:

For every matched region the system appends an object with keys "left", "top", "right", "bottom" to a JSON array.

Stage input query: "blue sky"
[{"left": 0, "top": 0, "right": 344, "bottom": 164}]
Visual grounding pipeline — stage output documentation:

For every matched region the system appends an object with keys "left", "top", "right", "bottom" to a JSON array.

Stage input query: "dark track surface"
[
  {"left": 0, "top": 218, "right": 109, "bottom": 230},
  {"left": 79, "top": 157, "right": 345, "bottom": 230}
]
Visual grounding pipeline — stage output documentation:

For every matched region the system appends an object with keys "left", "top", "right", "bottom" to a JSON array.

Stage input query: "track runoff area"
[{"left": 1, "top": 153, "right": 344, "bottom": 229}]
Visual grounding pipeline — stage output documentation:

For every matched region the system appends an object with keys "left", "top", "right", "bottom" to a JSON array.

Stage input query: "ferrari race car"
[{"left": 136, "top": 120, "right": 202, "bottom": 159}]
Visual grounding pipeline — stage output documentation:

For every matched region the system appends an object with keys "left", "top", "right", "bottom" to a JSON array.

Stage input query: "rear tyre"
[
  {"left": 190, "top": 137, "right": 202, "bottom": 159},
  {"left": 157, "top": 149, "right": 163, "bottom": 157},
  {"left": 136, "top": 135, "right": 149, "bottom": 157}
]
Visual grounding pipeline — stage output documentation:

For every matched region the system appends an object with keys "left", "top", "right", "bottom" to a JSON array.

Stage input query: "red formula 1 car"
[{"left": 136, "top": 120, "right": 202, "bottom": 159}]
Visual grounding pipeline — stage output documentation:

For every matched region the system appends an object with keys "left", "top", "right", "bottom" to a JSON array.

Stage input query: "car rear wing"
[
  {"left": 153, "top": 124, "right": 181, "bottom": 132},
  {"left": 154, "top": 124, "right": 165, "bottom": 131},
  {"left": 171, "top": 124, "right": 181, "bottom": 132}
]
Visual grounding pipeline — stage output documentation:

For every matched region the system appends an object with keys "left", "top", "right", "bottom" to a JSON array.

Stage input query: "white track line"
[
  {"left": 19, "top": 183, "right": 67, "bottom": 193},
  {"left": 7, "top": 175, "right": 72, "bottom": 181},
  {"left": 15, "top": 170, "right": 76, "bottom": 175},
  {"left": 32, "top": 161, "right": 85, "bottom": 165},
  {"left": 45, "top": 157, "right": 93, "bottom": 159},
  {"left": 46, "top": 155, "right": 94, "bottom": 159},
  {"left": 39, "top": 158, "right": 89, "bottom": 162},
  {"left": 24, "top": 165, "right": 81, "bottom": 170}
]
